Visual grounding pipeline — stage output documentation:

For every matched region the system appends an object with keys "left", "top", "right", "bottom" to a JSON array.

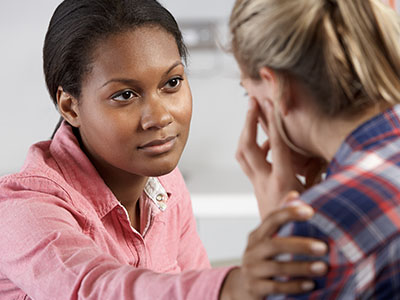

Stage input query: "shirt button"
[
  {"left": 156, "top": 194, "right": 165, "bottom": 202},
  {"left": 158, "top": 202, "right": 167, "bottom": 211}
]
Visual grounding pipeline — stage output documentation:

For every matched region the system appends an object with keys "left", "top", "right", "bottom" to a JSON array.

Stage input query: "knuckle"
[
  {"left": 266, "top": 261, "right": 280, "bottom": 275},
  {"left": 261, "top": 240, "right": 275, "bottom": 256},
  {"left": 266, "top": 282, "right": 279, "bottom": 294},
  {"left": 242, "top": 265, "right": 252, "bottom": 278},
  {"left": 265, "top": 210, "right": 284, "bottom": 226},
  {"left": 251, "top": 280, "right": 272, "bottom": 295},
  {"left": 241, "top": 251, "right": 253, "bottom": 268},
  {"left": 248, "top": 229, "right": 258, "bottom": 243},
  {"left": 275, "top": 206, "right": 295, "bottom": 222},
  {"left": 235, "top": 153, "right": 243, "bottom": 164},
  {"left": 235, "top": 149, "right": 245, "bottom": 160},
  {"left": 244, "top": 278, "right": 255, "bottom": 293}
]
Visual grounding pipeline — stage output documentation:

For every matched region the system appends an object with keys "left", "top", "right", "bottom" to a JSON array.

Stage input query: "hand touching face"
[{"left": 238, "top": 76, "right": 326, "bottom": 218}]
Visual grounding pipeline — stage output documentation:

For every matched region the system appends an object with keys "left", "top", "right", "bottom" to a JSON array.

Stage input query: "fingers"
[
  {"left": 236, "top": 98, "right": 271, "bottom": 177},
  {"left": 242, "top": 98, "right": 259, "bottom": 148},
  {"left": 236, "top": 98, "right": 259, "bottom": 177},
  {"left": 241, "top": 236, "right": 328, "bottom": 297},
  {"left": 257, "top": 112, "right": 269, "bottom": 136},
  {"left": 243, "top": 258, "right": 327, "bottom": 280},
  {"left": 250, "top": 192, "right": 313, "bottom": 240},
  {"left": 247, "top": 236, "right": 328, "bottom": 260},
  {"left": 260, "top": 100, "right": 295, "bottom": 180},
  {"left": 260, "top": 139, "right": 270, "bottom": 159},
  {"left": 245, "top": 278, "right": 316, "bottom": 296}
]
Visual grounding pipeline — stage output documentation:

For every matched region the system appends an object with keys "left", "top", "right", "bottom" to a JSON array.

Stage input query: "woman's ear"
[
  {"left": 56, "top": 86, "right": 80, "bottom": 128},
  {"left": 259, "top": 67, "right": 292, "bottom": 116}
]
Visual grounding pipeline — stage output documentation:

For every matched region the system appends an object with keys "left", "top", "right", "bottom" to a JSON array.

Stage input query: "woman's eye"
[
  {"left": 164, "top": 77, "right": 183, "bottom": 90},
  {"left": 112, "top": 90, "right": 137, "bottom": 101}
]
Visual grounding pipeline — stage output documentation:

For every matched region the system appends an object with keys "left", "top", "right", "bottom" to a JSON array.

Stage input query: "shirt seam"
[{"left": 0, "top": 174, "right": 91, "bottom": 233}]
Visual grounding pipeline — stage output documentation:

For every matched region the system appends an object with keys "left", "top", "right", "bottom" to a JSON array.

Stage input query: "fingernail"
[
  {"left": 287, "top": 190, "right": 300, "bottom": 199},
  {"left": 301, "top": 281, "right": 315, "bottom": 291},
  {"left": 311, "top": 242, "right": 327, "bottom": 255},
  {"left": 286, "top": 200, "right": 302, "bottom": 207},
  {"left": 296, "top": 205, "right": 314, "bottom": 218},
  {"left": 310, "top": 262, "right": 327, "bottom": 274}
]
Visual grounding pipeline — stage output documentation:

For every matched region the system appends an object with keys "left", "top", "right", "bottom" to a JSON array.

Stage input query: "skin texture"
[
  {"left": 232, "top": 64, "right": 388, "bottom": 298},
  {"left": 58, "top": 26, "right": 192, "bottom": 228},
  {"left": 220, "top": 193, "right": 328, "bottom": 300},
  {"left": 57, "top": 25, "right": 328, "bottom": 298},
  {"left": 238, "top": 69, "right": 326, "bottom": 219}
]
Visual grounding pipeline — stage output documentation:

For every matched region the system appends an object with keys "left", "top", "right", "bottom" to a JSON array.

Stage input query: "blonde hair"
[{"left": 229, "top": 0, "right": 400, "bottom": 117}]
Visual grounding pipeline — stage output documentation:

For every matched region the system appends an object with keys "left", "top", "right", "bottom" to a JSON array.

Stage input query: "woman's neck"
[
  {"left": 76, "top": 129, "right": 148, "bottom": 230},
  {"left": 101, "top": 169, "right": 148, "bottom": 231},
  {"left": 310, "top": 104, "right": 389, "bottom": 162},
  {"left": 107, "top": 173, "right": 148, "bottom": 231},
  {"left": 104, "top": 172, "right": 148, "bottom": 209}
]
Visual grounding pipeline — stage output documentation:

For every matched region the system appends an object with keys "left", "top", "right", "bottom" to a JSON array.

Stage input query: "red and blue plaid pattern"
[{"left": 273, "top": 105, "right": 400, "bottom": 299}]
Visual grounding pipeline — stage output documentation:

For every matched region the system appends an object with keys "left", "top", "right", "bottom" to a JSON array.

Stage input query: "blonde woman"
[{"left": 230, "top": 0, "right": 400, "bottom": 298}]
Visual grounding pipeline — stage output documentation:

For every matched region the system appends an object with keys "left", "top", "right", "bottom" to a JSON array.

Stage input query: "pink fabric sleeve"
[{"left": 0, "top": 187, "right": 231, "bottom": 300}]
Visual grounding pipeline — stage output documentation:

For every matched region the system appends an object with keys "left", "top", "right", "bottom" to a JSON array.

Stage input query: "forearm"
[
  {"left": 77, "top": 264, "right": 232, "bottom": 300},
  {"left": 1, "top": 248, "right": 231, "bottom": 300}
]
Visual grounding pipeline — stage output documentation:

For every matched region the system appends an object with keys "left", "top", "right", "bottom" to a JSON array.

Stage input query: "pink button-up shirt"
[{"left": 0, "top": 122, "right": 231, "bottom": 299}]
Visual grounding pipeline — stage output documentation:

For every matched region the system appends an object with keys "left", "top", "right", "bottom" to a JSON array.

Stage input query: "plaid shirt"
[{"left": 273, "top": 105, "right": 400, "bottom": 299}]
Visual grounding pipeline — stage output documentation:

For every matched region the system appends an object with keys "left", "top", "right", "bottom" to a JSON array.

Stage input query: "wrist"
[{"left": 219, "top": 267, "right": 242, "bottom": 300}]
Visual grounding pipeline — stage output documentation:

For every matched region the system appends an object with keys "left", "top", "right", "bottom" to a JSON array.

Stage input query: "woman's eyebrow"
[
  {"left": 100, "top": 61, "right": 184, "bottom": 89},
  {"left": 101, "top": 78, "right": 141, "bottom": 88},
  {"left": 164, "top": 61, "right": 184, "bottom": 75}
]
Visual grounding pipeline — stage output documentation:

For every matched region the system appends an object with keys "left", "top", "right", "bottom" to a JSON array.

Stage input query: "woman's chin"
[{"left": 142, "top": 162, "right": 178, "bottom": 177}]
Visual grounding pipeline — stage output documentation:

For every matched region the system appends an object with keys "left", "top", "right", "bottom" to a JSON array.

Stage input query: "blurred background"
[{"left": 1, "top": 0, "right": 398, "bottom": 265}]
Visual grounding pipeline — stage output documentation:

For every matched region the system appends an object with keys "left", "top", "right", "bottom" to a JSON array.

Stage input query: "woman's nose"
[{"left": 140, "top": 96, "right": 174, "bottom": 130}]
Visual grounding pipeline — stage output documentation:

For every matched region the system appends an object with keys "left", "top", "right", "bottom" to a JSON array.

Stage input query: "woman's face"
[{"left": 74, "top": 26, "right": 192, "bottom": 178}]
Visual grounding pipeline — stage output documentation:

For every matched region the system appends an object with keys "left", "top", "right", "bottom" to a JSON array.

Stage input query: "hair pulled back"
[
  {"left": 230, "top": 0, "right": 400, "bottom": 117},
  {"left": 44, "top": 0, "right": 187, "bottom": 106}
]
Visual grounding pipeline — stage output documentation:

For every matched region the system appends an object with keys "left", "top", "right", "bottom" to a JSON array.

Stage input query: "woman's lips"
[{"left": 138, "top": 136, "right": 177, "bottom": 154}]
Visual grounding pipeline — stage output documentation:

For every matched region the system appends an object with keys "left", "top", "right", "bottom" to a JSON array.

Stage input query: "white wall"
[{"left": 0, "top": 1, "right": 61, "bottom": 175}]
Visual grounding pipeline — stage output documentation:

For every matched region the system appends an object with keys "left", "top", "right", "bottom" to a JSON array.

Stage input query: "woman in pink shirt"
[{"left": 0, "top": 0, "right": 328, "bottom": 299}]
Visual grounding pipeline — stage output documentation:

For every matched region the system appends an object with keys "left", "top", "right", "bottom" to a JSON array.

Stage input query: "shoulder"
[
  {"left": 0, "top": 172, "right": 72, "bottom": 203},
  {"left": 297, "top": 164, "right": 400, "bottom": 263},
  {"left": 0, "top": 173, "right": 87, "bottom": 236},
  {"left": 2, "top": 135, "right": 68, "bottom": 193},
  {"left": 303, "top": 144, "right": 400, "bottom": 226}
]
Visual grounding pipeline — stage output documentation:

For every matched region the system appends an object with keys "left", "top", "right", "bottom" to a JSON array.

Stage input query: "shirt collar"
[
  {"left": 327, "top": 105, "right": 400, "bottom": 176},
  {"left": 50, "top": 121, "right": 170, "bottom": 218},
  {"left": 144, "top": 177, "right": 169, "bottom": 212}
]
